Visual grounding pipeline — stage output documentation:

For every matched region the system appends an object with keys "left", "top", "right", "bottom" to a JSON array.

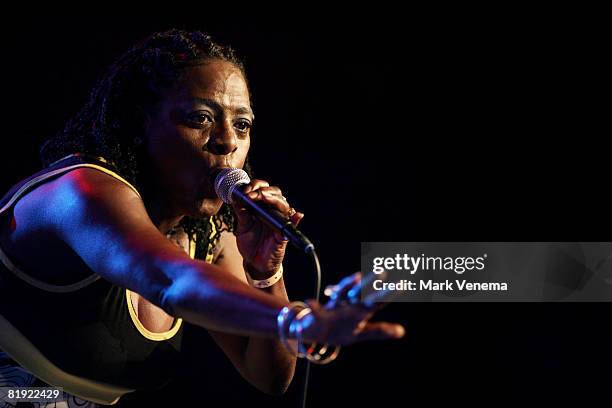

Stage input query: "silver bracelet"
[
  {"left": 277, "top": 301, "right": 309, "bottom": 355},
  {"left": 292, "top": 311, "right": 341, "bottom": 365},
  {"left": 246, "top": 264, "right": 284, "bottom": 288},
  {"left": 277, "top": 302, "right": 341, "bottom": 364}
]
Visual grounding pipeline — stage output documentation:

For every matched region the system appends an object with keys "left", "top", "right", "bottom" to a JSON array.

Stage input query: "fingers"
[
  {"left": 325, "top": 272, "right": 361, "bottom": 309},
  {"left": 243, "top": 180, "right": 293, "bottom": 216},
  {"left": 290, "top": 211, "right": 305, "bottom": 227},
  {"left": 353, "top": 322, "right": 405, "bottom": 342},
  {"left": 324, "top": 272, "right": 392, "bottom": 312},
  {"left": 240, "top": 179, "right": 270, "bottom": 194},
  {"left": 300, "top": 299, "right": 404, "bottom": 345},
  {"left": 354, "top": 271, "right": 400, "bottom": 310},
  {"left": 233, "top": 179, "right": 304, "bottom": 233},
  {"left": 230, "top": 180, "right": 271, "bottom": 230}
]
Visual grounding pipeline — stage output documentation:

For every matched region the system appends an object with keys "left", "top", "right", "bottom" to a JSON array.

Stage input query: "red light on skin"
[
  {"left": 9, "top": 216, "right": 16, "bottom": 232},
  {"left": 72, "top": 171, "right": 95, "bottom": 195}
]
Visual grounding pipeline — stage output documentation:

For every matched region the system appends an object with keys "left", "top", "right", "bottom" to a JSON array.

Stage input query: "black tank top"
[{"left": 0, "top": 153, "right": 216, "bottom": 405}]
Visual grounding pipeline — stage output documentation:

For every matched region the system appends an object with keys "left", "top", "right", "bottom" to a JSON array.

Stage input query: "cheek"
[
  {"left": 236, "top": 138, "right": 251, "bottom": 168},
  {"left": 147, "top": 125, "right": 202, "bottom": 166}
]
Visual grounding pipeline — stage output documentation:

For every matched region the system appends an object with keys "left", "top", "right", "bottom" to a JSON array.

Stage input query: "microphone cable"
[{"left": 300, "top": 248, "right": 321, "bottom": 408}]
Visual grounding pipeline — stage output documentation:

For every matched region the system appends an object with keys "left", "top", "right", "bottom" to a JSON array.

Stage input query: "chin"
[{"left": 193, "top": 197, "right": 224, "bottom": 217}]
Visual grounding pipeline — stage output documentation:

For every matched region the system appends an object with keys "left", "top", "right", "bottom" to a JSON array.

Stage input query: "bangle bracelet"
[
  {"left": 277, "top": 301, "right": 341, "bottom": 364},
  {"left": 293, "top": 313, "right": 341, "bottom": 365},
  {"left": 277, "top": 301, "right": 308, "bottom": 355},
  {"left": 289, "top": 307, "right": 314, "bottom": 358},
  {"left": 246, "top": 264, "right": 284, "bottom": 288}
]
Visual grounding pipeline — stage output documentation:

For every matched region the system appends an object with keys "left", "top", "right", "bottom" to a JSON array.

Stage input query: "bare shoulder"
[
  {"left": 13, "top": 167, "right": 146, "bottom": 240},
  {"left": 3, "top": 165, "right": 199, "bottom": 311},
  {"left": 53, "top": 167, "right": 143, "bottom": 210},
  {"left": 15, "top": 167, "right": 141, "bottom": 220},
  {"left": 0, "top": 167, "right": 145, "bottom": 284}
]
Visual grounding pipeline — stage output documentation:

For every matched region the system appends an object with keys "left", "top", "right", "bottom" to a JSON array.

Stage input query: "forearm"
[
  {"left": 163, "top": 259, "right": 288, "bottom": 338},
  {"left": 243, "top": 276, "right": 297, "bottom": 394}
]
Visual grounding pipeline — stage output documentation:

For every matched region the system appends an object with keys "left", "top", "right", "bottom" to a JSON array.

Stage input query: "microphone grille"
[{"left": 214, "top": 168, "right": 251, "bottom": 204}]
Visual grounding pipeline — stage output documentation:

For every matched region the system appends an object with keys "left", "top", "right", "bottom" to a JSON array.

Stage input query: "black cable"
[{"left": 300, "top": 249, "right": 321, "bottom": 408}]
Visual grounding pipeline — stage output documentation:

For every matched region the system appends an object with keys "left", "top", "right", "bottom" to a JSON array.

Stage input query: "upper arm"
[{"left": 43, "top": 168, "right": 197, "bottom": 311}]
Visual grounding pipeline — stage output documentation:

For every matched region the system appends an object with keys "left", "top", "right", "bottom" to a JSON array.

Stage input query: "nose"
[{"left": 207, "top": 119, "right": 238, "bottom": 156}]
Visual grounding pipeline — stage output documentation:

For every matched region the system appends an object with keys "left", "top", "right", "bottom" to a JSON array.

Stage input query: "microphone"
[{"left": 214, "top": 168, "right": 315, "bottom": 254}]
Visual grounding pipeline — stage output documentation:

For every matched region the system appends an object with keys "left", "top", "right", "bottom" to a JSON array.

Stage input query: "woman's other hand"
[{"left": 298, "top": 272, "right": 405, "bottom": 345}]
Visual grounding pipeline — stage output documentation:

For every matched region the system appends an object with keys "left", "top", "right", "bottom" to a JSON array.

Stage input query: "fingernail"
[
  {"left": 324, "top": 285, "right": 338, "bottom": 297},
  {"left": 394, "top": 326, "right": 405, "bottom": 338},
  {"left": 347, "top": 287, "right": 360, "bottom": 302}
]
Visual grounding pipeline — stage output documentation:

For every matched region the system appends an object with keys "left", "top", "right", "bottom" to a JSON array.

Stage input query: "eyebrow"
[{"left": 193, "top": 97, "right": 254, "bottom": 118}]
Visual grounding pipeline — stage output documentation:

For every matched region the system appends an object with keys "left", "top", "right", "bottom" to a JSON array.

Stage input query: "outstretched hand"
[{"left": 300, "top": 272, "right": 405, "bottom": 345}]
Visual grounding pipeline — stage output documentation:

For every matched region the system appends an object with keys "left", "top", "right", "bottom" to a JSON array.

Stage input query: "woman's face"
[{"left": 144, "top": 59, "right": 253, "bottom": 218}]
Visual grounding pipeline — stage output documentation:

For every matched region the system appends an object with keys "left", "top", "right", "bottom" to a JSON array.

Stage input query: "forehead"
[{"left": 171, "top": 60, "right": 250, "bottom": 105}]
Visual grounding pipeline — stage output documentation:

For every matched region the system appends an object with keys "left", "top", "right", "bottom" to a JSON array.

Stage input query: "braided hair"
[{"left": 39, "top": 29, "right": 252, "bottom": 260}]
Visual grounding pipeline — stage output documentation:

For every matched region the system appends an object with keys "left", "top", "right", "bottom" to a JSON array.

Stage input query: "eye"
[
  {"left": 187, "top": 112, "right": 214, "bottom": 126},
  {"left": 234, "top": 119, "right": 252, "bottom": 133}
]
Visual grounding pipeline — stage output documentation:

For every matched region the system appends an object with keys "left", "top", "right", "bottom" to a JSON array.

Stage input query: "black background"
[{"left": 1, "top": 14, "right": 610, "bottom": 405}]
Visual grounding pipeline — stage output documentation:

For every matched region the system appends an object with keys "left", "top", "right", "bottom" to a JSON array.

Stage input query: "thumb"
[
  {"left": 232, "top": 203, "right": 254, "bottom": 233},
  {"left": 291, "top": 211, "right": 305, "bottom": 227},
  {"left": 353, "top": 322, "right": 405, "bottom": 342}
]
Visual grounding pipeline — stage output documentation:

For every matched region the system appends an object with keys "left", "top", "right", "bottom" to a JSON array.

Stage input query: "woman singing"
[{"left": 0, "top": 29, "right": 404, "bottom": 407}]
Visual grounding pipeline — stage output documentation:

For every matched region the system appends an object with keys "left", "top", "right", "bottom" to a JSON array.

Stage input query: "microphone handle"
[{"left": 232, "top": 187, "right": 315, "bottom": 254}]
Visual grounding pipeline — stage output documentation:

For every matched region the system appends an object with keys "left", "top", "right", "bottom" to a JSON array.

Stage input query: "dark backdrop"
[{"left": 1, "top": 15, "right": 610, "bottom": 405}]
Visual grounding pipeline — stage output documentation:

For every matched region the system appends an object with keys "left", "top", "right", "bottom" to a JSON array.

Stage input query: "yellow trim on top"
[
  {"left": 0, "top": 162, "right": 141, "bottom": 293},
  {"left": 59, "top": 160, "right": 184, "bottom": 342},
  {"left": 0, "top": 163, "right": 140, "bottom": 220},
  {"left": 0, "top": 157, "right": 182, "bottom": 403},
  {"left": 205, "top": 216, "right": 217, "bottom": 264},
  {"left": 0, "top": 155, "right": 215, "bottom": 343},
  {"left": 77, "top": 163, "right": 141, "bottom": 198},
  {"left": 60, "top": 158, "right": 184, "bottom": 342},
  {"left": 125, "top": 289, "right": 183, "bottom": 342},
  {"left": 125, "top": 218, "right": 216, "bottom": 341},
  {"left": 190, "top": 233, "right": 197, "bottom": 260}
]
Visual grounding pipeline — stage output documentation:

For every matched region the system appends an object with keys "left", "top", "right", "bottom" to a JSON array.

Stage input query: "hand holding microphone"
[
  {"left": 215, "top": 168, "right": 314, "bottom": 253},
  {"left": 214, "top": 168, "right": 310, "bottom": 279}
]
